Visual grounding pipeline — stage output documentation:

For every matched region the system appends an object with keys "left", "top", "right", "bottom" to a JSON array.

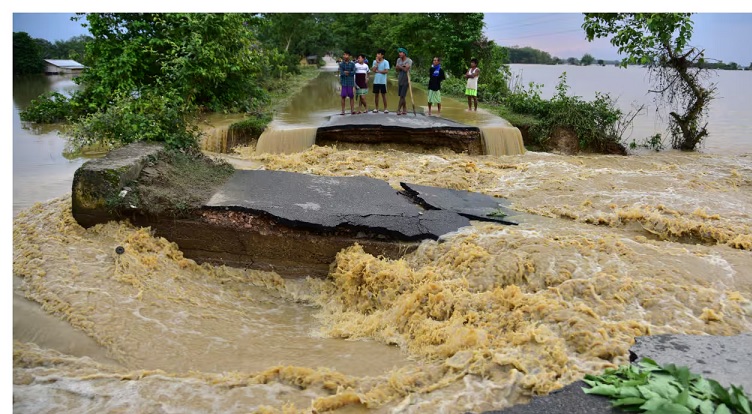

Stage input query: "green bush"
[
  {"left": 67, "top": 89, "right": 201, "bottom": 151},
  {"left": 502, "top": 72, "right": 629, "bottom": 152},
  {"left": 439, "top": 75, "right": 466, "bottom": 97},
  {"left": 229, "top": 113, "right": 272, "bottom": 138},
  {"left": 19, "top": 92, "right": 73, "bottom": 123}
]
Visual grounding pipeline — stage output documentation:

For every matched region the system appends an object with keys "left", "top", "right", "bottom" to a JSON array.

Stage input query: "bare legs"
[
  {"left": 428, "top": 102, "right": 442, "bottom": 116},
  {"left": 341, "top": 97, "right": 354, "bottom": 114},
  {"left": 373, "top": 92, "right": 388, "bottom": 113}
]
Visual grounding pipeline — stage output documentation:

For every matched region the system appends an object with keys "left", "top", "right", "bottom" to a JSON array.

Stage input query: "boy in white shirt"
[{"left": 354, "top": 54, "right": 370, "bottom": 114}]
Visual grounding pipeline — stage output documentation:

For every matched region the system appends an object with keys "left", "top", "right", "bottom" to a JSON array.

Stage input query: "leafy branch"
[{"left": 583, "top": 358, "right": 751, "bottom": 414}]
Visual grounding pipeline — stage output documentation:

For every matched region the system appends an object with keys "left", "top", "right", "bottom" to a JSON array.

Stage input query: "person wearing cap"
[{"left": 394, "top": 47, "right": 413, "bottom": 115}]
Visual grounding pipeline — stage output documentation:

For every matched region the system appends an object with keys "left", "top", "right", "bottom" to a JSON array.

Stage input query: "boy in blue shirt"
[{"left": 370, "top": 48, "right": 390, "bottom": 113}]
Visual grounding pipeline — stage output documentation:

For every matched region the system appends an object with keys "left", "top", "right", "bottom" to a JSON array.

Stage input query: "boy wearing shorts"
[
  {"left": 371, "top": 49, "right": 390, "bottom": 113},
  {"left": 354, "top": 54, "right": 370, "bottom": 114},
  {"left": 394, "top": 47, "right": 412, "bottom": 115},
  {"left": 339, "top": 50, "right": 356, "bottom": 115}
]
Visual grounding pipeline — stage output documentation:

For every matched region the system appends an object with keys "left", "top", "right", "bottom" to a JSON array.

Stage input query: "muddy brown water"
[{"left": 12, "top": 68, "right": 752, "bottom": 413}]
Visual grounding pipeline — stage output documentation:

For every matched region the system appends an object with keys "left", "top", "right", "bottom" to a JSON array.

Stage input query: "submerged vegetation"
[{"left": 499, "top": 73, "right": 639, "bottom": 153}]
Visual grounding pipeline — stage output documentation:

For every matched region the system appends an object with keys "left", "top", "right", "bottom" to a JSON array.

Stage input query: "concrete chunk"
[
  {"left": 72, "top": 142, "right": 164, "bottom": 227},
  {"left": 631, "top": 333, "right": 752, "bottom": 392}
]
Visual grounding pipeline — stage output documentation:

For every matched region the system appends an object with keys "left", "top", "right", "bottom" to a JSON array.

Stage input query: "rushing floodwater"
[{"left": 12, "top": 66, "right": 752, "bottom": 413}]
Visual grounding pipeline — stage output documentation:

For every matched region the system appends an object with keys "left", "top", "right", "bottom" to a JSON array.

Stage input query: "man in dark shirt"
[
  {"left": 427, "top": 56, "right": 446, "bottom": 116},
  {"left": 394, "top": 47, "right": 412, "bottom": 115}
]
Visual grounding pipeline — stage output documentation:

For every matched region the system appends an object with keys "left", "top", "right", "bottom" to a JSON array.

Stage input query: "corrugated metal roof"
[{"left": 44, "top": 59, "right": 86, "bottom": 69}]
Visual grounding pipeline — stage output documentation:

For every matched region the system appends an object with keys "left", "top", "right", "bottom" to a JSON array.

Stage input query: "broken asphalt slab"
[
  {"left": 321, "top": 112, "right": 473, "bottom": 129},
  {"left": 400, "top": 182, "right": 518, "bottom": 225},
  {"left": 629, "top": 333, "right": 752, "bottom": 392},
  {"left": 206, "top": 170, "right": 473, "bottom": 241}
]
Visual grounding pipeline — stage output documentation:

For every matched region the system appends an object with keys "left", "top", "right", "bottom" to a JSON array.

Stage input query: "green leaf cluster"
[
  {"left": 19, "top": 92, "right": 73, "bottom": 123},
  {"left": 583, "top": 358, "right": 751, "bottom": 414},
  {"left": 582, "top": 13, "right": 693, "bottom": 68}
]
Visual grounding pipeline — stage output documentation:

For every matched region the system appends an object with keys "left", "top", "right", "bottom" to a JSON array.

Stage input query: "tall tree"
[
  {"left": 583, "top": 13, "right": 716, "bottom": 150},
  {"left": 580, "top": 53, "right": 595, "bottom": 66},
  {"left": 13, "top": 32, "right": 45, "bottom": 75},
  {"left": 55, "top": 35, "right": 93, "bottom": 62},
  {"left": 76, "top": 13, "right": 266, "bottom": 112},
  {"left": 432, "top": 13, "right": 485, "bottom": 75},
  {"left": 34, "top": 38, "right": 55, "bottom": 59},
  {"left": 257, "top": 13, "right": 336, "bottom": 62}
]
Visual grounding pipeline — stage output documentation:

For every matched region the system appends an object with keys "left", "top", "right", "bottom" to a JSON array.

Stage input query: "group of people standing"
[{"left": 337, "top": 48, "right": 480, "bottom": 116}]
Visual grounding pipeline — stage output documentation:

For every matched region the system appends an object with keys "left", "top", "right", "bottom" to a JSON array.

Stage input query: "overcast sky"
[{"left": 12, "top": 11, "right": 752, "bottom": 65}]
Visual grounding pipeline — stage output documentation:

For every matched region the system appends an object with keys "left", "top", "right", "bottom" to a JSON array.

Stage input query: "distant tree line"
[
  {"left": 503, "top": 46, "right": 621, "bottom": 67},
  {"left": 13, "top": 31, "right": 92, "bottom": 75},
  {"left": 504, "top": 45, "right": 750, "bottom": 71},
  {"left": 694, "top": 60, "right": 749, "bottom": 70}
]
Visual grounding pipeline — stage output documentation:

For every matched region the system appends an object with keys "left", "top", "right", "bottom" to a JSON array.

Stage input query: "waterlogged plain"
[{"left": 13, "top": 143, "right": 752, "bottom": 412}]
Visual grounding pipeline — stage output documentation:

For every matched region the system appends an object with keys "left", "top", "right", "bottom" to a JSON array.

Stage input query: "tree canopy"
[
  {"left": 583, "top": 13, "right": 716, "bottom": 151},
  {"left": 580, "top": 53, "right": 595, "bottom": 66},
  {"left": 13, "top": 32, "right": 45, "bottom": 75},
  {"left": 505, "top": 46, "right": 555, "bottom": 64}
]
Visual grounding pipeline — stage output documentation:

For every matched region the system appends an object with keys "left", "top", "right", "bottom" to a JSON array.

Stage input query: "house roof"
[{"left": 44, "top": 59, "right": 86, "bottom": 69}]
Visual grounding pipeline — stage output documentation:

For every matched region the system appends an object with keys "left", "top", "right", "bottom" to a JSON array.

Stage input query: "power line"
[
  {"left": 485, "top": 14, "right": 583, "bottom": 32},
  {"left": 492, "top": 28, "right": 584, "bottom": 42}
]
